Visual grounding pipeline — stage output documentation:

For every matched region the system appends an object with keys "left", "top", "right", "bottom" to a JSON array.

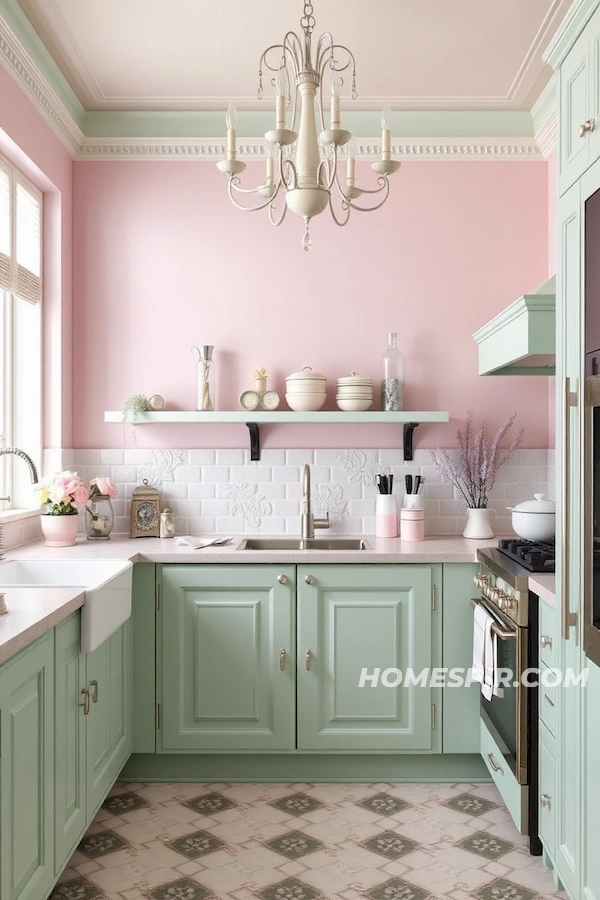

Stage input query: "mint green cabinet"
[
  {"left": 85, "top": 619, "right": 132, "bottom": 816},
  {"left": 582, "top": 660, "right": 600, "bottom": 900},
  {"left": 0, "top": 633, "right": 54, "bottom": 900},
  {"left": 297, "top": 564, "right": 439, "bottom": 751},
  {"left": 158, "top": 565, "right": 295, "bottom": 751},
  {"left": 54, "top": 615, "right": 132, "bottom": 873},
  {"left": 442, "top": 564, "right": 479, "bottom": 753},
  {"left": 54, "top": 615, "right": 87, "bottom": 874},
  {"left": 555, "top": 4, "right": 600, "bottom": 193}
]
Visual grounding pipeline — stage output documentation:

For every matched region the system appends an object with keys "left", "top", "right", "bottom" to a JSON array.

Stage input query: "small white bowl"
[
  {"left": 286, "top": 392, "right": 327, "bottom": 411},
  {"left": 336, "top": 397, "right": 373, "bottom": 411}
]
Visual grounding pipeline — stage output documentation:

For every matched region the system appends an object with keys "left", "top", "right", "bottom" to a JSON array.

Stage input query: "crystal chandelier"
[{"left": 216, "top": 1, "right": 400, "bottom": 251}]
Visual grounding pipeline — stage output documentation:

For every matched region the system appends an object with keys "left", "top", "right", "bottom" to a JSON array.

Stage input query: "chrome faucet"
[
  {"left": 0, "top": 447, "right": 38, "bottom": 484},
  {"left": 301, "top": 464, "right": 330, "bottom": 540}
]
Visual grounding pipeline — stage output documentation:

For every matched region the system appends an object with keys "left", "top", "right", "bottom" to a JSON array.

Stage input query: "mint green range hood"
[{"left": 472, "top": 277, "right": 555, "bottom": 376}]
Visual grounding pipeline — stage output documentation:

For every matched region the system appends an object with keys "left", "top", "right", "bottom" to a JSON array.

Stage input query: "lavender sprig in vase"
[{"left": 431, "top": 411, "right": 524, "bottom": 539}]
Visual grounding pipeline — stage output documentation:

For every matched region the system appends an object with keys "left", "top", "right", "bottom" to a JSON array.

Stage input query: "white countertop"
[
  {"left": 529, "top": 573, "right": 556, "bottom": 607},
  {"left": 0, "top": 587, "right": 85, "bottom": 664},
  {"left": 0, "top": 533, "right": 500, "bottom": 665}
]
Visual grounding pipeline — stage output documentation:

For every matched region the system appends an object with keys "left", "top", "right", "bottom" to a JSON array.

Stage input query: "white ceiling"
[{"left": 17, "top": 0, "right": 571, "bottom": 112}]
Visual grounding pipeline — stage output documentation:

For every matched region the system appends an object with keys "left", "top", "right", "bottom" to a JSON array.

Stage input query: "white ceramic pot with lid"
[
  {"left": 506, "top": 493, "right": 556, "bottom": 541},
  {"left": 285, "top": 366, "right": 327, "bottom": 411}
]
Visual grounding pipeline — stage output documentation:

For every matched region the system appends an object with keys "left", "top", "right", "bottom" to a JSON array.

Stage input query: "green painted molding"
[
  {"left": 544, "top": 0, "right": 600, "bottom": 68},
  {"left": 0, "top": 0, "right": 84, "bottom": 128},
  {"left": 120, "top": 752, "right": 490, "bottom": 783},
  {"left": 0, "top": 2, "right": 557, "bottom": 160}
]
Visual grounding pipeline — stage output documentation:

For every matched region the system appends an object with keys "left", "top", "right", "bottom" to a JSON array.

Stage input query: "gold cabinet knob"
[
  {"left": 305, "top": 575, "right": 315, "bottom": 585},
  {"left": 278, "top": 574, "right": 288, "bottom": 584},
  {"left": 579, "top": 118, "right": 596, "bottom": 137},
  {"left": 540, "top": 793, "right": 551, "bottom": 808}
]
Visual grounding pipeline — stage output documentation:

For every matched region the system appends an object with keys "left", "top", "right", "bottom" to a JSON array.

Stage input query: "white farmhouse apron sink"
[{"left": 0, "top": 559, "right": 133, "bottom": 652}]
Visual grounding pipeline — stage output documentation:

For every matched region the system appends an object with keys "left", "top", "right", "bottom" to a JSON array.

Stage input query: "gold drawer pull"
[
  {"left": 487, "top": 752, "right": 504, "bottom": 775},
  {"left": 79, "top": 687, "right": 90, "bottom": 716},
  {"left": 305, "top": 649, "right": 312, "bottom": 671},
  {"left": 279, "top": 649, "right": 286, "bottom": 671},
  {"left": 90, "top": 680, "right": 99, "bottom": 703}
]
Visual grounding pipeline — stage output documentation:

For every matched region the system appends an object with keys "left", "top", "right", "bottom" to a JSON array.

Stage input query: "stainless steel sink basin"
[{"left": 236, "top": 538, "right": 370, "bottom": 551}]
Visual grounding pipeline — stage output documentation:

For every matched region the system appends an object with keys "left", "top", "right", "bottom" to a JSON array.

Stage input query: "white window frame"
[{"left": 0, "top": 154, "right": 43, "bottom": 513}]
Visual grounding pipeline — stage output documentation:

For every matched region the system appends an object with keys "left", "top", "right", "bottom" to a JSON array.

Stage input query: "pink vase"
[{"left": 40, "top": 514, "right": 79, "bottom": 547}]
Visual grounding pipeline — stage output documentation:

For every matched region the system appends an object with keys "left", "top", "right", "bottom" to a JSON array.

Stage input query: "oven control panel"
[{"left": 474, "top": 571, "right": 519, "bottom": 617}]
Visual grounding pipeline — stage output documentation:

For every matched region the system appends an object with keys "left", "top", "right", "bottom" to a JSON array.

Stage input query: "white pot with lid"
[
  {"left": 285, "top": 366, "right": 327, "bottom": 411},
  {"left": 506, "top": 493, "right": 556, "bottom": 541}
]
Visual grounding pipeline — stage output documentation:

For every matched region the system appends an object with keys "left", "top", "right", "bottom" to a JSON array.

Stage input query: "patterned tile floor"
[{"left": 51, "top": 782, "right": 568, "bottom": 900}]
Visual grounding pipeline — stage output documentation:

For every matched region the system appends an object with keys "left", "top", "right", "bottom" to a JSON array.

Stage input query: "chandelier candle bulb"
[
  {"left": 381, "top": 105, "right": 392, "bottom": 156},
  {"left": 226, "top": 103, "right": 237, "bottom": 155},
  {"left": 330, "top": 71, "right": 341, "bottom": 129}
]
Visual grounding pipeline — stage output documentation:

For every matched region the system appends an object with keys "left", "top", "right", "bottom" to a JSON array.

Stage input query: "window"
[{"left": 0, "top": 156, "right": 42, "bottom": 511}]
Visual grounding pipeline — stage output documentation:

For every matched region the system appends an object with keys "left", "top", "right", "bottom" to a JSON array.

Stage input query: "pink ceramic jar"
[{"left": 400, "top": 507, "right": 425, "bottom": 542}]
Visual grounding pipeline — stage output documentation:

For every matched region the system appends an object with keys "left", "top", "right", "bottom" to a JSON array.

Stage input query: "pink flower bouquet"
[
  {"left": 89, "top": 476, "right": 118, "bottom": 501},
  {"left": 35, "top": 470, "right": 90, "bottom": 516}
]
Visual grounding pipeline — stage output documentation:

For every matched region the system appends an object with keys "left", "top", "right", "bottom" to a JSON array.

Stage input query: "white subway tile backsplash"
[{"left": 0, "top": 447, "right": 548, "bottom": 549}]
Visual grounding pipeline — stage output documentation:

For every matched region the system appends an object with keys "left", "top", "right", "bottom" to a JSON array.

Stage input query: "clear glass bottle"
[
  {"left": 381, "top": 332, "right": 404, "bottom": 410},
  {"left": 192, "top": 345, "right": 215, "bottom": 411}
]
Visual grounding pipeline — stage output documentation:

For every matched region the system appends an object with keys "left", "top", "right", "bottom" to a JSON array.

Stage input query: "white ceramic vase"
[{"left": 463, "top": 507, "right": 494, "bottom": 540}]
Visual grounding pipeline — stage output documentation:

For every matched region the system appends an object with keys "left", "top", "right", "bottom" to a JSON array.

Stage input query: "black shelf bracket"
[
  {"left": 403, "top": 422, "right": 419, "bottom": 461},
  {"left": 246, "top": 422, "right": 261, "bottom": 461}
]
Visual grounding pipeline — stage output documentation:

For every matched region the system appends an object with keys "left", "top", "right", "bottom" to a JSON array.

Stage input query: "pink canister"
[{"left": 400, "top": 507, "right": 425, "bottom": 541}]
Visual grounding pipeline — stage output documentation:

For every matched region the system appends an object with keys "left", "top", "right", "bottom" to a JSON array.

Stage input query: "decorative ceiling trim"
[
  {"left": 77, "top": 136, "right": 544, "bottom": 161},
  {"left": 0, "top": 10, "right": 550, "bottom": 163},
  {"left": 0, "top": 12, "right": 82, "bottom": 154},
  {"left": 535, "top": 111, "right": 558, "bottom": 159}
]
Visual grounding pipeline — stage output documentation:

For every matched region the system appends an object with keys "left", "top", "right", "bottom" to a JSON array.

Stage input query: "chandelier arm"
[
  {"left": 228, "top": 177, "right": 283, "bottom": 213},
  {"left": 315, "top": 32, "right": 333, "bottom": 76},
  {"left": 346, "top": 177, "right": 391, "bottom": 212},
  {"left": 269, "top": 199, "right": 288, "bottom": 227},
  {"left": 328, "top": 192, "right": 351, "bottom": 227},
  {"left": 346, "top": 175, "right": 390, "bottom": 197},
  {"left": 281, "top": 157, "right": 298, "bottom": 189},
  {"left": 283, "top": 31, "right": 303, "bottom": 75},
  {"left": 260, "top": 44, "right": 288, "bottom": 73},
  {"left": 317, "top": 144, "right": 337, "bottom": 190}
]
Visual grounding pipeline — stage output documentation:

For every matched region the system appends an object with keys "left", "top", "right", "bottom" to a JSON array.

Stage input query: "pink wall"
[
  {"left": 72, "top": 158, "right": 551, "bottom": 450},
  {"left": 0, "top": 68, "right": 73, "bottom": 449}
]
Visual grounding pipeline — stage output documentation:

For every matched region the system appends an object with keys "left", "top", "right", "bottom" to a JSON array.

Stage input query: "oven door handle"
[{"left": 470, "top": 598, "right": 517, "bottom": 641}]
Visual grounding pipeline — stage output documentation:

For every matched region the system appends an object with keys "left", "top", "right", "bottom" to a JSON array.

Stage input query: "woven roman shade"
[{"left": 0, "top": 156, "right": 42, "bottom": 304}]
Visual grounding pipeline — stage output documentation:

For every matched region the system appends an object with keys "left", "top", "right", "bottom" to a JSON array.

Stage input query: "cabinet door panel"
[
  {"left": 54, "top": 614, "right": 86, "bottom": 874},
  {"left": 583, "top": 660, "right": 600, "bottom": 900},
  {"left": 554, "top": 180, "right": 583, "bottom": 900},
  {"left": 0, "top": 635, "right": 54, "bottom": 900},
  {"left": 297, "top": 565, "right": 434, "bottom": 751},
  {"left": 560, "top": 29, "right": 590, "bottom": 191},
  {"left": 588, "top": 4, "right": 600, "bottom": 166},
  {"left": 86, "top": 622, "right": 131, "bottom": 816},
  {"left": 159, "top": 565, "right": 295, "bottom": 751},
  {"left": 442, "top": 564, "right": 479, "bottom": 753}
]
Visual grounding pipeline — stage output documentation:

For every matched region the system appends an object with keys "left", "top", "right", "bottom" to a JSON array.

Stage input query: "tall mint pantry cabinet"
[{"left": 544, "top": 3, "right": 600, "bottom": 898}]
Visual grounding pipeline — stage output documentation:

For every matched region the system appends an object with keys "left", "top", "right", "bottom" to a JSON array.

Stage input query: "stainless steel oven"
[{"left": 474, "top": 549, "right": 541, "bottom": 855}]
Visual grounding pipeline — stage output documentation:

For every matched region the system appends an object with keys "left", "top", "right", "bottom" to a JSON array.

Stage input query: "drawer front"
[
  {"left": 539, "top": 600, "right": 557, "bottom": 669},
  {"left": 539, "top": 727, "right": 556, "bottom": 858},
  {"left": 539, "top": 665, "right": 558, "bottom": 737},
  {"left": 480, "top": 718, "right": 527, "bottom": 834}
]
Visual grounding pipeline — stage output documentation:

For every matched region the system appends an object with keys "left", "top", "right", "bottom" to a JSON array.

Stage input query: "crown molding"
[
  {"left": 77, "top": 135, "right": 543, "bottom": 161},
  {"left": 535, "top": 111, "right": 558, "bottom": 159},
  {"left": 544, "top": 0, "right": 600, "bottom": 68},
  {"left": 0, "top": 12, "right": 83, "bottom": 154},
  {"left": 0, "top": 7, "right": 549, "bottom": 163}
]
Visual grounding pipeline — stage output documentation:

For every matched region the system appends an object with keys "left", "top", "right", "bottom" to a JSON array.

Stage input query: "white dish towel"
[{"left": 472, "top": 605, "right": 504, "bottom": 700}]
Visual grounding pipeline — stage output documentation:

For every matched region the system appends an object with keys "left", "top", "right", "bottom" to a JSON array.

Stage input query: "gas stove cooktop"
[{"left": 497, "top": 538, "right": 555, "bottom": 573}]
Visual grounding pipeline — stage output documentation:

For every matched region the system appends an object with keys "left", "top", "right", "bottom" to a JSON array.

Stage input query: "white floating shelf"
[{"left": 104, "top": 410, "right": 449, "bottom": 460}]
